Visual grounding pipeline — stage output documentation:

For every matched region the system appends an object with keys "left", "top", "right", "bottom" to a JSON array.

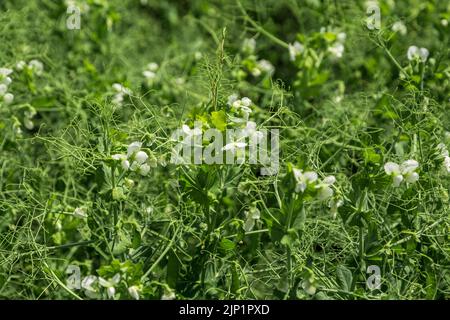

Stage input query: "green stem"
[{"left": 236, "top": 0, "right": 289, "bottom": 49}]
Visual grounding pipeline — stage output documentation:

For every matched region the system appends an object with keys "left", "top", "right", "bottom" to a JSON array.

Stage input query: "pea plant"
[{"left": 0, "top": 0, "right": 449, "bottom": 300}]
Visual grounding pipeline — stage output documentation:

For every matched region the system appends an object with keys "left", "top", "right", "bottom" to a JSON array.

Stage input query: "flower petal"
[
  {"left": 127, "top": 141, "right": 142, "bottom": 156},
  {"left": 135, "top": 151, "right": 148, "bottom": 164},
  {"left": 317, "top": 186, "right": 333, "bottom": 201},
  {"left": 384, "top": 162, "right": 400, "bottom": 175},
  {"left": 304, "top": 171, "right": 318, "bottom": 183},
  {"left": 400, "top": 159, "right": 419, "bottom": 174},
  {"left": 392, "top": 174, "right": 403, "bottom": 187},
  {"left": 322, "top": 175, "right": 336, "bottom": 185},
  {"left": 405, "top": 172, "right": 419, "bottom": 184}
]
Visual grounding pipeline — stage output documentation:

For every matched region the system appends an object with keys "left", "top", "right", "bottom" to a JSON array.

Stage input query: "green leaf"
[
  {"left": 230, "top": 263, "right": 239, "bottom": 294},
  {"left": 363, "top": 148, "right": 381, "bottom": 164},
  {"left": 220, "top": 238, "right": 236, "bottom": 251},
  {"left": 292, "top": 206, "right": 306, "bottom": 231},
  {"left": 336, "top": 265, "right": 353, "bottom": 292},
  {"left": 281, "top": 234, "right": 293, "bottom": 247},
  {"left": 211, "top": 110, "right": 227, "bottom": 131},
  {"left": 132, "top": 230, "right": 141, "bottom": 249}
]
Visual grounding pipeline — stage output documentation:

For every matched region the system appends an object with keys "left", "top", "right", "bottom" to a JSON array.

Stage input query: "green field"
[{"left": 0, "top": 0, "right": 449, "bottom": 300}]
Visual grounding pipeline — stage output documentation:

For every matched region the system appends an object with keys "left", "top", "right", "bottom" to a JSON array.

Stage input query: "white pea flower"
[
  {"left": 437, "top": 143, "right": 449, "bottom": 157},
  {"left": 384, "top": 162, "right": 403, "bottom": 187},
  {"left": 244, "top": 121, "right": 264, "bottom": 142},
  {"left": 242, "top": 38, "right": 256, "bottom": 54},
  {"left": 127, "top": 141, "right": 143, "bottom": 157},
  {"left": 407, "top": 46, "right": 429, "bottom": 62},
  {"left": 328, "top": 43, "right": 345, "bottom": 59},
  {"left": 243, "top": 206, "right": 261, "bottom": 232},
  {"left": 0, "top": 83, "right": 14, "bottom": 104},
  {"left": 441, "top": 19, "right": 448, "bottom": 27},
  {"left": 112, "top": 154, "right": 130, "bottom": 170},
  {"left": 82, "top": 275, "right": 97, "bottom": 291},
  {"left": 137, "top": 163, "right": 150, "bottom": 176},
  {"left": 121, "top": 160, "right": 130, "bottom": 170},
  {"left": 16, "top": 61, "right": 26, "bottom": 70},
  {"left": 289, "top": 41, "right": 304, "bottom": 61},
  {"left": 73, "top": 207, "right": 87, "bottom": 218},
  {"left": 143, "top": 70, "right": 156, "bottom": 79},
  {"left": 0, "top": 84, "right": 7, "bottom": 95},
  {"left": 241, "top": 97, "right": 252, "bottom": 107},
  {"left": 232, "top": 100, "right": 242, "bottom": 108},
  {"left": 113, "top": 83, "right": 132, "bottom": 95},
  {"left": 257, "top": 59, "right": 275, "bottom": 75},
  {"left": 28, "top": 60, "right": 44, "bottom": 75},
  {"left": 81, "top": 275, "right": 98, "bottom": 298},
  {"left": 436, "top": 144, "right": 450, "bottom": 173},
  {"left": 232, "top": 98, "right": 252, "bottom": 109},
  {"left": 120, "top": 141, "right": 152, "bottom": 175},
  {"left": 231, "top": 98, "right": 252, "bottom": 122},
  {"left": 112, "top": 83, "right": 123, "bottom": 92},
  {"left": 147, "top": 62, "right": 159, "bottom": 71},
  {"left": 161, "top": 289, "right": 176, "bottom": 300},
  {"left": 2, "top": 93, "right": 14, "bottom": 105},
  {"left": 143, "top": 62, "right": 159, "bottom": 81},
  {"left": 0, "top": 68, "right": 13, "bottom": 85},
  {"left": 112, "top": 94, "right": 124, "bottom": 105},
  {"left": 134, "top": 151, "right": 149, "bottom": 164},
  {"left": 337, "top": 32, "right": 347, "bottom": 43},
  {"left": 24, "top": 118, "right": 34, "bottom": 130},
  {"left": 227, "top": 93, "right": 239, "bottom": 106},
  {"left": 130, "top": 161, "right": 141, "bottom": 172},
  {"left": 120, "top": 141, "right": 154, "bottom": 174},
  {"left": 23, "top": 109, "right": 36, "bottom": 130},
  {"left": 401, "top": 160, "right": 420, "bottom": 183},
  {"left": 384, "top": 160, "right": 419, "bottom": 187},
  {"left": 302, "top": 277, "right": 316, "bottom": 295},
  {"left": 315, "top": 176, "right": 336, "bottom": 201},
  {"left": 128, "top": 286, "right": 140, "bottom": 300},
  {"left": 112, "top": 83, "right": 131, "bottom": 106},
  {"left": 132, "top": 159, "right": 150, "bottom": 174},
  {"left": 444, "top": 156, "right": 450, "bottom": 173},
  {"left": 392, "top": 21, "right": 407, "bottom": 35},
  {"left": 106, "top": 287, "right": 115, "bottom": 298},
  {"left": 251, "top": 67, "right": 261, "bottom": 77},
  {"left": 99, "top": 273, "right": 121, "bottom": 299},
  {"left": 222, "top": 140, "right": 247, "bottom": 153},
  {"left": 293, "top": 169, "right": 318, "bottom": 193}
]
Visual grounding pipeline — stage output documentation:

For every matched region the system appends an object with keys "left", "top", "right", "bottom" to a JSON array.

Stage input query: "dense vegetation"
[{"left": 0, "top": 0, "right": 449, "bottom": 299}]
